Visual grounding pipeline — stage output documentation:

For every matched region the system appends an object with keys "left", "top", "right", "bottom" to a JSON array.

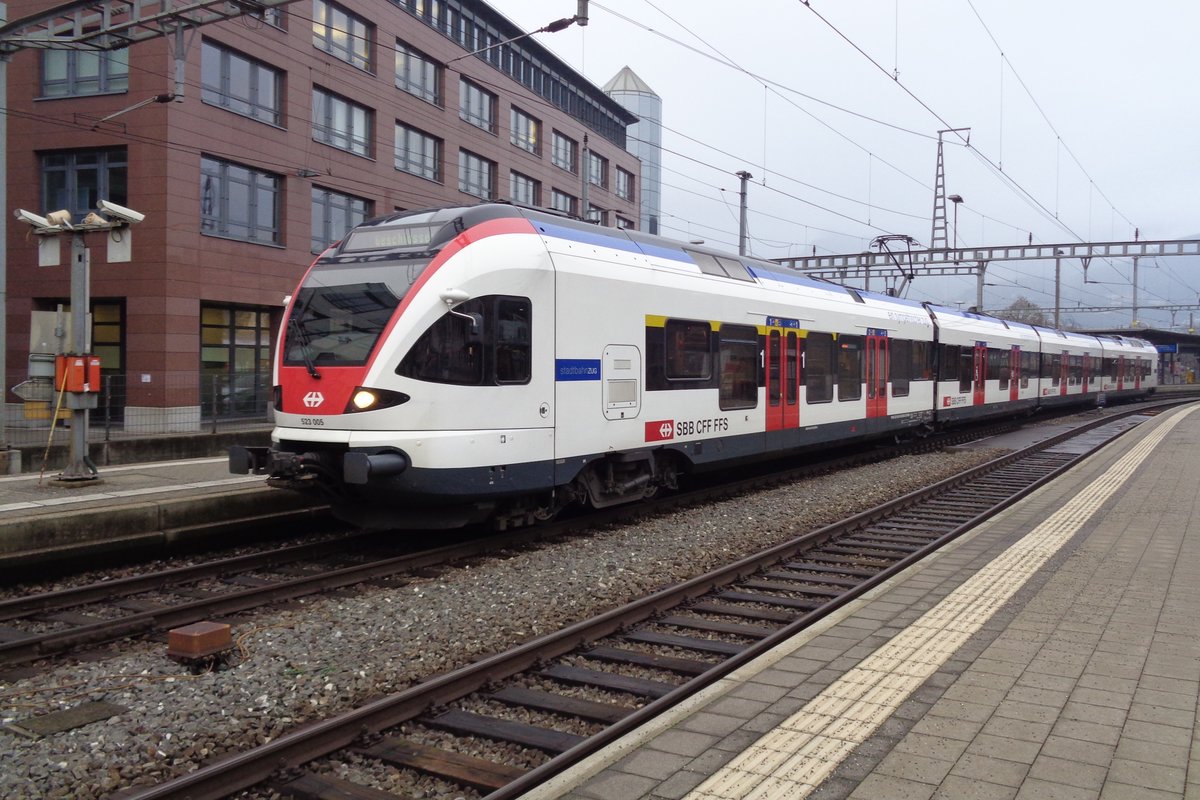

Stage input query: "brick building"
[{"left": 3, "top": 0, "right": 641, "bottom": 430}]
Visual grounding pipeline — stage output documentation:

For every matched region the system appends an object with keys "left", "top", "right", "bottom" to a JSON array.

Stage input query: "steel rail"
[{"left": 116, "top": 401, "right": 1184, "bottom": 800}]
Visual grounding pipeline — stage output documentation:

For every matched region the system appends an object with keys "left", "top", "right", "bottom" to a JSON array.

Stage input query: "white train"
[{"left": 230, "top": 203, "right": 1158, "bottom": 529}]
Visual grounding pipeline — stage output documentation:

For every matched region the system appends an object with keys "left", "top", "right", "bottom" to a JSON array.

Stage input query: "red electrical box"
[{"left": 54, "top": 354, "right": 102, "bottom": 393}]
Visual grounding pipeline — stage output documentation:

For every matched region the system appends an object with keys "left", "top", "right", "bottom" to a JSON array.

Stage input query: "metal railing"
[{"left": 2, "top": 370, "right": 272, "bottom": 448}]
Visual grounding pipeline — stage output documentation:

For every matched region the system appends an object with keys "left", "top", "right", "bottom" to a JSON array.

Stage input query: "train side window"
[
  {"left": 804, "top": 332, "right": 834, "bottom": 403},
  {"left": 958, "top": 348, "right": 973, "bottom": 393},
  {"left": 664, "top": 319, "right": 712, "bottom": 380},
  {"left": 837, "top": 335, "right": 862, "bottom": 402},
  {"left": 939, "top": 344, "right": 959, "bottom": 384},
  {"left": 891, "top": 339, "right": 911, "bottom": 397},
  {"left": 1021, "top": 351, "right": 1036, "bottom": 388},
  {"left": 912, "top": 341, "right": 933, "bottom": 381},
  {"left": 398, "top": 294, "right": 530, "bottom": 386},
  {"left": 494, "top": 298, "right": 531, "bottom": 384},
  {"left": 1047, "top": 353, "right": 1062, "bottom": 386},
  {"left": 717, "top": 324, "right": 758, "bottom": 410}
]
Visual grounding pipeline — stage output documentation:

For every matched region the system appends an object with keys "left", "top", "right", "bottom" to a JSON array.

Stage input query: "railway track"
[
  {"left": 0, "top": 405, "right": 1052, "bottom": 669},
  {"left": 113, "top": 404, "right": 1171, "bottom": 800}
]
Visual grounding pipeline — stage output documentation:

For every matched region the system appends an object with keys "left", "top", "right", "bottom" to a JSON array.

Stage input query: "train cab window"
[
  {"left": 891, "top": 339, "right": 912, "bottom": 397},
  {"left": 837, "top": 335, "right": 863, "bottom": 402},
  {"left": 664, "top": 319, "right": 712, "bottom": 380},
  {"left": 717, "top": 324, "right": 759, "bottom": 410},
  {"left": 804, "top": 332, "right": 834, "bottom": 403},
  {"left": 398, "top": 294, "right": 530, "bottom": 386}
]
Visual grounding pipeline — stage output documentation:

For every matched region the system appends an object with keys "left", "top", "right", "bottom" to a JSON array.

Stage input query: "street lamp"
[{"left": 948, "top": 194, "right": 963, "bottom": 248}]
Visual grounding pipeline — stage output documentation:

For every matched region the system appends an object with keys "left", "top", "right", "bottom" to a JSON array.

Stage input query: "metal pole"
[
  {"left": 736, "top": 170, "right": 752, "bottom": 256},
  {"left": 580, "top": 134, "right": 589, "bottom": 220},
  {"left": 60, "top": 234, "right": 96, "bottom": 480},
  {"left": 1054, "top": 256, "right": 1061, "bottom": 329},
  {"left": 1131, "top": 256, "right": 1139, "bottom": 327},
  {"left": 0, "top": 1, "right": 8, "bottom": 452},
  {"left": 976, "top": 261, "right": 986, "bottom": 312}
]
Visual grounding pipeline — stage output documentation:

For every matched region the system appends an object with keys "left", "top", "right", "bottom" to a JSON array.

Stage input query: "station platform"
[
  {"left": 531, "top": 402, "right": 1200, "bottom": 800},
  {"left": 0, "top": 456, "right": 323, "bottom": 571}
]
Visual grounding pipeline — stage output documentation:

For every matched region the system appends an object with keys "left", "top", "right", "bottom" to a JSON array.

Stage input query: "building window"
[
  {"left": 552, "top": 131, "right": 577, "bottom": 173},
  {"left": 311, "top": 186, "right": 372, "bottom": 253},
  {"left": 395, "top": 40, "right": 440, "bottom": 104},
  {"left": 550, "top": 189, "right": 576, "bottom": 216},
  {"left": 616, "top": 167, "right": 634, "bottom": 201},
  {"left": 41, "top": 148, "right": 128, "bottom": 222},
  {"left": 588, "top": 151, "right": 608, "bottom": 188},
  {"left": 201, "top": 40, "right": 281, "bottom": 125},
  {"left": 458, "top": 150, "right": 494, "bottom": 199},
  {"left": 313, "top": 0, "right": 372, "bottom": 71},
  {"left": 615, "top": 215, "right": 635, "bottom": 230},
  {"left": 41, "top": 49, "right": 129, "bottom": 97},
  {"left": 459, "top": 78, "right": 495, "bottom": 132},
  {"left": 510, "top": 107, "right": 540, "bottom": 154},
  {"left": 395, "top": 123, "right": 442, "bottom": 181},
  {"left": 200, "top": 155, "right": 281, "bottom": 244},
  {"left": 587, "top": 205, "right": 608, "bottom": 225},
  {"left": 312, "top": 87, "right": 373, "bottom": 157},
  {"left": 201, "top": 304, "right": 273, "bottom": 417},
  {"left": 249, "top": 6, "right": 285, "bottom": 28},
  {"left": 509, "top": 171, "right": 540, "bottom": 206}
]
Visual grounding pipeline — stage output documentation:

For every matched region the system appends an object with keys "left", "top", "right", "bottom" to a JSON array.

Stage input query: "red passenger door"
[
  {"left": 766, "top": 330, "right": 784, "bottom": 432},
  {"left": 784, "top": 331, "right": 800, "bottom": 428},
  {"left": 973, "top": 344, "right": 987, "bottom": 406},
  {"left": 1010, "top": 346, "right": 1020, "bottom": 401},
  {"left": 866, "top": 331, "right": 889, "bottom": 418}
]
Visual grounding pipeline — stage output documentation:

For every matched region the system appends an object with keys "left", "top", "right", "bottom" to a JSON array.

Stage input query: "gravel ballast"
[{"left": 0, "top": 448, "right": 1007, "bottom": 799}]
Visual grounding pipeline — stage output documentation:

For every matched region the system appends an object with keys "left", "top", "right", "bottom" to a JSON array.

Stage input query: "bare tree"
[{"left": 996, "top": 296, "right": 1048, "bottom": 327}]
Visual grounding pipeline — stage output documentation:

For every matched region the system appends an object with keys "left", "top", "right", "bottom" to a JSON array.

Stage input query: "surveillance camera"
[
  {"left": 96, "top": 200, "right": 145, "bottom": 224},
  {"left": 14, "top": 209, "right": 52, "bottom": 228}
]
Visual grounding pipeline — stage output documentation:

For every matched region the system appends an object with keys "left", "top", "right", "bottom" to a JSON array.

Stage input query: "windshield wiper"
[{"left": 289, "top": 316, "right": 321, "bottom": 379}]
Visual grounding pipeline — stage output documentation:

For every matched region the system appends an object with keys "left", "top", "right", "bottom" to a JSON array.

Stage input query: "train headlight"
[{"left": 343, "top": 387, "right": 410, "bottom": 413}]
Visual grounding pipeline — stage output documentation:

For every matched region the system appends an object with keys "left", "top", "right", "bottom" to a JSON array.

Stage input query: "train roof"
[{"left": 334, "top": 202, "right": 930, "bottom": 313}]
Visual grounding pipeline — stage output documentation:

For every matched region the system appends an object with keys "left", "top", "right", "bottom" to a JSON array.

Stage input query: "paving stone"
[
  {"left": 615, "top": 749, "right": 692, "bottom": 780},
  {"left": 846, "top": 772, "right": 936, "bottom": 800},
  {"left": 874, "top": 751, "right": 955, "bottom": 785},
  {"left": 574, "top": 770, "right": 659, "bottom": 800},
  {"left": 678, "top": 711, "right": 746, "bottom": 738},
  {"left": 647, "top": 729, "right": 720, "bottom": 757},
  {"left": 965, "top": 732, "right": 1041, "bottom": 765},
  {"left": 892, "top": 732, "right": 970, "bottom": 763},
  {"left": 1112, "top": 736, "right": 1189, "bottom": 768},
  {"left": 931, "top": 775, "right": 1017, "bottom": 800},
  {"left": 1039, "top": 734, "right": 1114, "bottom": 767},
  {"left": 1028, "top": 754, "right": 1108, "bottom": 790},
  {"left": 1013, "top": 777, "right": 1100, "bottom": 800},
  {"left": 649, "top": 768, "right": 708, "bottom": 799},
  {"left": 1105, "top": 757, "right": 1185, "bottom": 793},
  {"left": 949, "top": 752, "right": 1031, "bottom": 788}
]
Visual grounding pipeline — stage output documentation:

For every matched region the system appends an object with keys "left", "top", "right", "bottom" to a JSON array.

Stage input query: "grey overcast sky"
[{"left": 490, "top": 0, "right": 1200, "bottom": 329}]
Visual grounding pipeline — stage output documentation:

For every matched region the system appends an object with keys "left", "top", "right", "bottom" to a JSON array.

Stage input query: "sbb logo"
[
  {"left": 303, "top": 391, "right": 325, "bottom": 408},
  {"left": 645, "top": 419, "right": 675, "bottom": 442}
]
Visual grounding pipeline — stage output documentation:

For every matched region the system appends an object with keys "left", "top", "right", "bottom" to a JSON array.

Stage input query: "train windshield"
[{"left": 283, "top": 258, "right": 428, "bottom": 368}]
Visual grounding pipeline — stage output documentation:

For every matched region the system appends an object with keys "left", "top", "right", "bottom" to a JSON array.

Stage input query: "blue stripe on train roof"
[
  {"left": 749, "top": 265, "right": 928, "bottom": 309},
  {"left": 533, "top": 221, "right": 693, "bottom": 264}
]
